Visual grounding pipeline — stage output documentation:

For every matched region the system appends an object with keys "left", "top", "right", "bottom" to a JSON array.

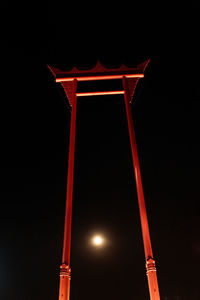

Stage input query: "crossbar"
[
  {"left": 76, "top": 90, "right": 125, "bottom": 97},
  {"left": 56, "top": 74, "right": 144, "bottom": 82}
]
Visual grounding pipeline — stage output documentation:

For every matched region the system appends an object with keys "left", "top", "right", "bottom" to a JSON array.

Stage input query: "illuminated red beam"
[
  {"left": 76, "top": 90, "right": 124, "bottom": 97},
  {"left": 56, "top": 74, "right": 144, "bottom": 82}
]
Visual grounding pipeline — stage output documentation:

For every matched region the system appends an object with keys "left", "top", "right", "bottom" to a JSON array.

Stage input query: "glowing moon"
[{"left": 92, "top": 235, "right": 104, "bottom": 246}]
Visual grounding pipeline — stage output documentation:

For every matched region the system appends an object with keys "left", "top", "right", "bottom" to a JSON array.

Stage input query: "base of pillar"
[
  {"left": 59, "top": 264, "right": 71, "bottom": 300},
  {"left": 145, "top": 258, "right": 160, "bottom": 300}
]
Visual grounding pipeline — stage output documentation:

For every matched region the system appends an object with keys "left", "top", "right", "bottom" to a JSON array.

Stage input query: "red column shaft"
[
  {"left": 122, "top": 77, "right": 160, "bottom": 300},
  {"left": 59, "top": 79, "right": 77, "bottom": 300}
]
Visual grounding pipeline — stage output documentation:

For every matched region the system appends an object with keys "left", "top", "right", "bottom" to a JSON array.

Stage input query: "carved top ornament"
[
  {"left": 48, "top": 60, "right": 150, "bottom": 106},
  {"left": 48, "top": 60, "right": 150, "bottom": 81}
]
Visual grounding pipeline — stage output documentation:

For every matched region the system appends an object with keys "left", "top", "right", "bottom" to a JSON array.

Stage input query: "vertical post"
[
  {"left": 122, "top": 76, "right": 160, "bottom": 300},
  {"left": 59, "top": 79, "right": 77, "bottom": 300}
]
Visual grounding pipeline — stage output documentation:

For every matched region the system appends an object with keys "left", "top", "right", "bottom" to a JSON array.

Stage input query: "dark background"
[{"left": 1, "top": 2, "right": 200, "bottom": 300}]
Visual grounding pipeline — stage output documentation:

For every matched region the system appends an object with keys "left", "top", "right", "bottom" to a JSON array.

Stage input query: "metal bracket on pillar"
[
  {"left": 60, "top": 264, "right": 71, "bottom": 279},
  {"left": 146, "top": 257, "right": 157, "bottom": 275}
]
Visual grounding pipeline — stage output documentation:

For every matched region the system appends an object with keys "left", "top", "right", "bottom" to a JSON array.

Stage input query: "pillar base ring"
[
  {"left": 60, "top": 264, "right": 71, "bottom": 278},
  {"left": 146, "top": 257, "right": 157, "bottom": 275}
]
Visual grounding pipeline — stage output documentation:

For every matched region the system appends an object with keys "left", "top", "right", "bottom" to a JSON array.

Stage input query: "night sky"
[{"left": 1, "top": 2, "right": 200, "bottom": 300}]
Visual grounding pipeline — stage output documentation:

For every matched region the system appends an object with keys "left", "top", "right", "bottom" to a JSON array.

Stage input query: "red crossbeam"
[
  {"left": 56, "top": 73, "right": 144, "bottom": 82},
  {"left": 76, "top": 90, "right": 124, "bottom": 97}
]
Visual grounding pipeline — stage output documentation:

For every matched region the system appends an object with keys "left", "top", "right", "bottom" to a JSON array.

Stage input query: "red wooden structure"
[{"left": 48, "top": 60, "right": 161, "bottom": 300}]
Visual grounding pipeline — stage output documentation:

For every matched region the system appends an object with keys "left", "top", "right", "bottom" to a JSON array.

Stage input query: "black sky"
[{"left": 1, "top": 2, "right": 200, "bottom": 300}]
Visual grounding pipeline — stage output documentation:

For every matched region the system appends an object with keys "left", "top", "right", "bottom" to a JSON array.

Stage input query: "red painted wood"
[
  {"left": 59, "top": 79, "right": 77, "bottom": 300},
  {"left": 123, "top": 76, "right": 160, "bottom": 300},
  {"left": 49, "top": 60, "right": 161, "bottom": 300}
]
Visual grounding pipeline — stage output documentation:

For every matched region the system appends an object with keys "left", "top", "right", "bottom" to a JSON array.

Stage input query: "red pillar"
[
  {"left": 122, "top": 76, "right": 160, "bottom": 300},
  {"left": 59, "top": 79, "right": 77, "bottom": 300}
]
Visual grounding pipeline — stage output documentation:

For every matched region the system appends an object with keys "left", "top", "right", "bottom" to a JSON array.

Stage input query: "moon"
[{"left": 92, "top": 235, "right": 104, "bottom": 246}]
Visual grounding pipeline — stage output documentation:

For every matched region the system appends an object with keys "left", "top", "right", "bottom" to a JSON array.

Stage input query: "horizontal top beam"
[{"left": 55, "top": 73, "right": 144, "bottom": 82}]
